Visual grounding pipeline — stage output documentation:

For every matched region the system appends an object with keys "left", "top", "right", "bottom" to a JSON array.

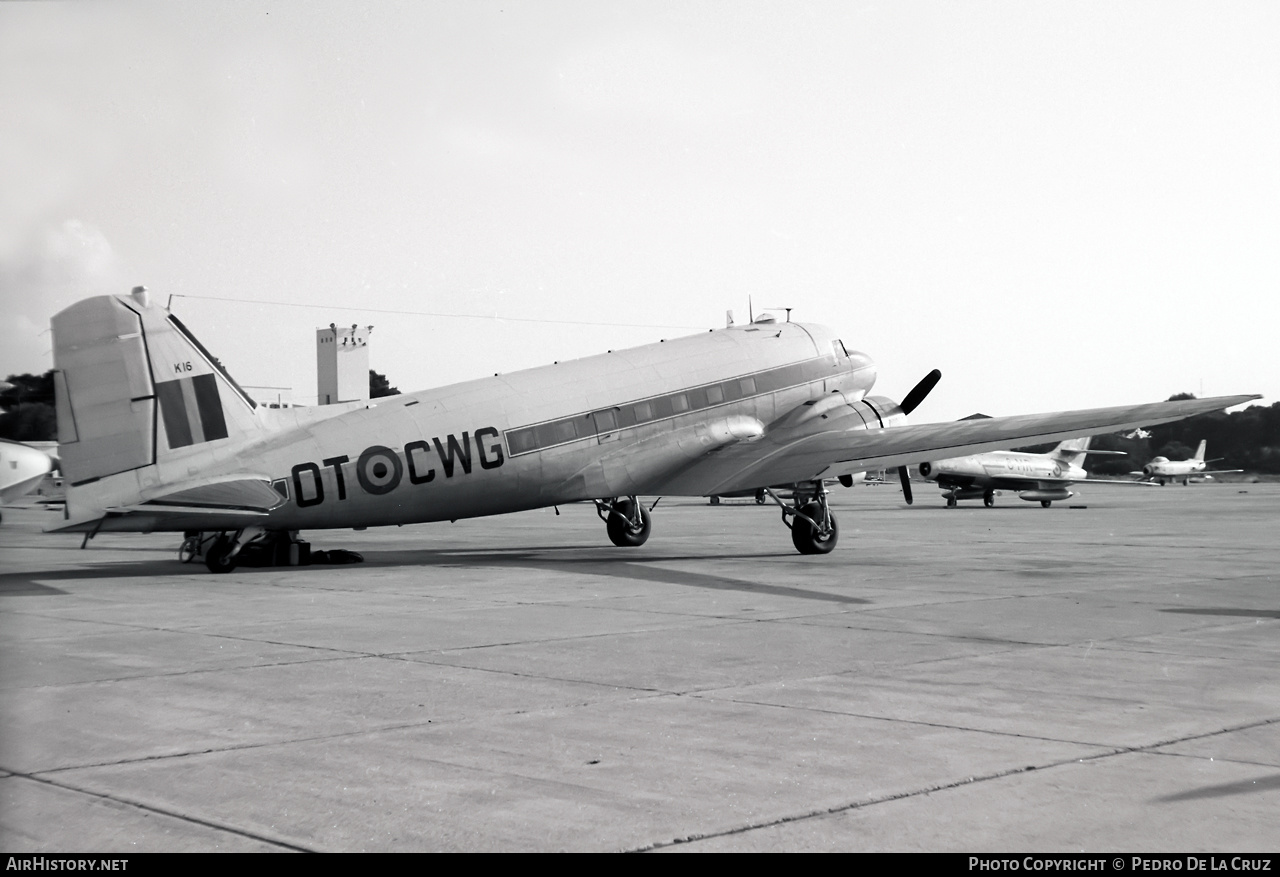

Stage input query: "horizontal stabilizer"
[
  {"left": 44, "top": 475, "right": 282, "bottom": 533},
  {"left": 140, "top": 476, "right": 284, "bottom": 511}
]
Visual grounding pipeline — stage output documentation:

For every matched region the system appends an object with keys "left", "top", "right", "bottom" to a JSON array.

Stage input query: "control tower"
[{"left": 317, "top": 323, "right": 371, "bottom": 405}]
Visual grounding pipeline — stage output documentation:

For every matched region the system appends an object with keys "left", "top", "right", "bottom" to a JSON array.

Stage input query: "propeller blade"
[
  {"left": 900, "top": 368, "right": 942, "bottom": 416},
  {"left": 898, "top": 465, "right": 914, "bottom": 505}
]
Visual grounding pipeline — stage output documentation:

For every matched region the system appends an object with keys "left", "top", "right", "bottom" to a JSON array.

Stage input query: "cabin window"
[
  {"left": 591, "top": 409, "right": 618, "bottom": 432},
  {"left": 507, "top": 428, "right": 537, "bottom": 454},
  {"left": 671, "top": 394, "right": 689, "bottom": 413},
  {"left": 705, "top": 385, "right": 724, "bottom": 405},
  {"left": 739, "top": 377, "right": 756, "bottom": 396},
  {"left": 535, "top": 419, "right": 579, "bottom": 447},
  {"left": 633, "top": 401, "right": 653, "bottom": 422}
]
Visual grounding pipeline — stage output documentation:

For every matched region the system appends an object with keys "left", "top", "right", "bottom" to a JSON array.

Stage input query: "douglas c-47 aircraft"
[
  {"left": 917, "top": 436, "right": 1146, "bottom": 508},
  {"left": 46, "top": 288, "right": 1257, "bottom": 571}
]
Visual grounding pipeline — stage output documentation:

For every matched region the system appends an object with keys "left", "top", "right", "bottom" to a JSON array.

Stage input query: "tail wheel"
[
  {"left": 1040, "top": 500, "right": 1052, "bottom": 508},
  {"left": 983, "top": 490, "right": 995, "bottom": 508},
  {"left": 791, "top": 502, "right": 838, "bottom": 555},
  {"left": 205, "top": 537, "right": 238, "bottom": 573},
  {"left": 606, "top": 499, "right": 652, "bottom": 547}
]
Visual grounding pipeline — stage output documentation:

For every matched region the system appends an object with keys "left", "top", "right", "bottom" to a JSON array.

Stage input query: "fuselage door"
[{"left": 588, "top": 407, "right": 622, "bottom": 444}]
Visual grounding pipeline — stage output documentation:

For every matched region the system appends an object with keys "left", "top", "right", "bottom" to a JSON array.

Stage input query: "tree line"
[{"left": 0, "top": 370, "right": 399, "bottom": 443}]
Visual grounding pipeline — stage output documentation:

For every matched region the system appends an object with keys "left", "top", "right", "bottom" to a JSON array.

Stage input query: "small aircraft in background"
[
  {"left": 915, "top": 436, "right": 1149, "bottom": 508},
  {"left": 1134, "top": 440, "right": 1242, "bottom": 485},
  {"left": 44, "top": 287, "right": 1256, "bottom": 570},
  {"left": 0, "top": 439, "right": 56, "bottom": 523}
]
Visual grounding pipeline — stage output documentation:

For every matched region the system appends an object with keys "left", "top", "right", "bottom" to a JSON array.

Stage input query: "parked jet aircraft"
[
  {"left": 916, "top": 436, "right": 1147, "bottom": 508},
  {"left": 46, "top": 288, "right": 1256, "bottom": 571},
  {"left": 0, "top": 439, "right": 55, "bottom": 523},
  {"left": 1135, "top": 441, "right": 1242, "bottom": 485}
]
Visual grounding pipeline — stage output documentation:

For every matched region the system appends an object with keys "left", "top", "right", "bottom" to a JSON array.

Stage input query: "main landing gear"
[
  {"left": 595, "top": 496, "right": 652, "bottom": 547},
  {"left": 185, "top": 526, "right": 265, "bottom": 574},
  {"left": 180, "top": 528, "right": 316, "bottom": 573},
  {"left": 763, "top": 481, "right": 839, "bottom": 555}
]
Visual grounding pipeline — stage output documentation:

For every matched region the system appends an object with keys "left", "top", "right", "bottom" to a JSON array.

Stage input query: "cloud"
[{"left": 0, "top": 220, "right": 128, "bottom": 375}]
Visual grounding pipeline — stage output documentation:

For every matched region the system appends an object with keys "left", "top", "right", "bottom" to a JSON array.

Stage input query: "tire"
[
  {"left": 606, "top": 499, "right": 652, "bottom": 547},
  {"left": 178, "top": 536, "right": 199, "bottom": 563},
  {"left": 983, "top": 490, "right": 995, "bottom": 508},
  {"left": 946, "top": 496, "right": 957, "bottom": 508},
  {"left": 1040, "top": 500, "right": 1052, "bottom": 508},
  {"left": 205, "top": 538, "right": 238, "bottom": 573},
  {"left": 791, "top": 502, "right": 838, "bottom": 555}
]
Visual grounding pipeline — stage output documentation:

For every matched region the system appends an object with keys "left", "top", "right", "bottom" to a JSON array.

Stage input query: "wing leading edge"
[{"left": 661, "top": 394, "right": 1259, "bottom": 496}]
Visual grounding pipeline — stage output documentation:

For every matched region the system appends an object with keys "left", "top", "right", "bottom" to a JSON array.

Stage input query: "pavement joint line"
[
  {"left": 2, "top": 691, "right": 681, "bottom": 777},
  {"left": 690, "top": 689, "right": 1262, "bottom": 751},
  {"left": 627, "top": 714, "right": 1280, "bottom": 852},
  {"left": 0, "top": 652, "right": 367, "bottom": 692},
  {"left": 0, "top": 768, "right": 313, "bottom": 852},
  {"left": 1146, "top": 748, "right": 1280, "bottom": 770}
]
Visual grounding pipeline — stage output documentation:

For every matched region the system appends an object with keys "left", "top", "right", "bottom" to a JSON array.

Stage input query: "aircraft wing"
[{"left": 660, "top": 394, "right": 1258, "bottom": 496}]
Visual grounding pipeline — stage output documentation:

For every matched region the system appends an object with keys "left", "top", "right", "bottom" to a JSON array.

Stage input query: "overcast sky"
[{"left": 2, "top": 1, "right": 1275, "bottom": 421}]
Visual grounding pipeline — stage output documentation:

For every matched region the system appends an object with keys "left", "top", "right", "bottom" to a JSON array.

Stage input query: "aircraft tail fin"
[
  {"left": 1193, "top": 440, "right": 1207, "bottom": 461},
  {"left": 52, "top": 287, "right": 262, "bottom": 485},
  {"left": 1050, "top": 436, "right": 1092, "bottom": 467}
]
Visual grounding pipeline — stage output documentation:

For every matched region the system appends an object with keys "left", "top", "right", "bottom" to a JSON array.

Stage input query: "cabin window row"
[{"left": 504, "top": 357, "right": 824, "bottom": 456}]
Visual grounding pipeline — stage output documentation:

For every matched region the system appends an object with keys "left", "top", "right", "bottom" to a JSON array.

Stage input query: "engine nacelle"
[
  {"left": 919, "top": 461, "right": 934, "bottom": 478},
  {"left": 1017, "top": 488, "right": 1073, "bottom": 503}
]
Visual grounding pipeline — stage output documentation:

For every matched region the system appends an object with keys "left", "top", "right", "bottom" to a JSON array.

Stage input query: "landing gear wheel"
[
  {"left": 983, "top": 490, "right": 995, "bottom": 508},
  {"left": 946, "top": 496, "right": 957, "bottom": 508},
  {"left": 1040, "top": 500, "right": 1052, "bottom": 508},
  {"left": 205, "top": 537, "right": 238, "bottom": 573},
  {"left": 791, "top": 502, "right": 838, "bottom": 555},
  {"left": 606, "top": 499, "right": 652, "bottom": 547},
  {"left": 178, "top": 536, "right": 200, "bottom": 564}
]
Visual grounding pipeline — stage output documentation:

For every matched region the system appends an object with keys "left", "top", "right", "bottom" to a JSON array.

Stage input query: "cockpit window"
[{"left": 833, "top": 340, "right": 850, "bottom": 358}]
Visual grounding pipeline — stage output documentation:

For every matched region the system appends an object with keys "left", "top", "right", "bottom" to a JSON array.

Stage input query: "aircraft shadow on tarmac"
[
  {"left": 369, "top": 548, "right": 871, "bottom": 605},
  {"left": 0, "top": 547, "right": 870, "bottom": 605},
  {"left": 1155, "top": 772, "right": 1280, "bottom": 803}
]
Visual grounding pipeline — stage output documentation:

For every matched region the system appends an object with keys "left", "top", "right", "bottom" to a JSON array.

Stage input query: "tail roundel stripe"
[{"left": 157, "top": 374, "right": 229, "bottom": 449}]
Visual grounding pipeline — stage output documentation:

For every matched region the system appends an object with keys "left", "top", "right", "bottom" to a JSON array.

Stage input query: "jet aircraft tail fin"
[
  {"left": 1049, "top": 436, "right": 1092, "bottom": 468},
  {"left": 1193, "top": 440, "right": 1207, "bottom": 461},
  {"left": 52, "top": 287, "right": 263, "bottom": 486}
]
